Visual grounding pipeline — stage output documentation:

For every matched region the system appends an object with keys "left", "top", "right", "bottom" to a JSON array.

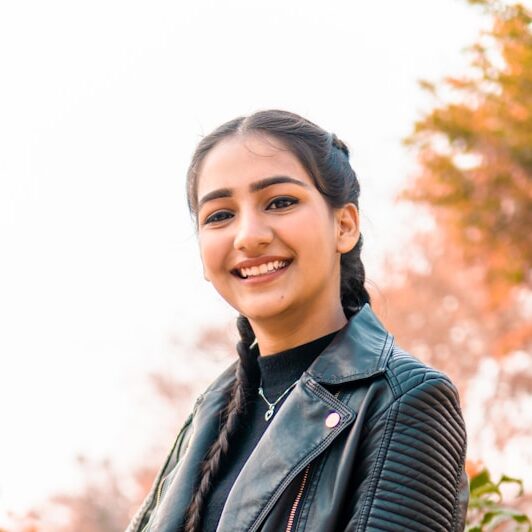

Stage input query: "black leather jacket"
[{"left": 127, "top": 304, "right": 468, "bottom": 531}]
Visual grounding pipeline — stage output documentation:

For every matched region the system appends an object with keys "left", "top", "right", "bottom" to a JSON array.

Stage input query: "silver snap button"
[{"left": 325, "top": 412, "right": 340, "bottom": 428}]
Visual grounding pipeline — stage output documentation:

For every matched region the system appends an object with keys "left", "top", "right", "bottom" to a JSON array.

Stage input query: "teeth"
[{"left": 239, "top": 260, "right": 288, "bottom": 278}]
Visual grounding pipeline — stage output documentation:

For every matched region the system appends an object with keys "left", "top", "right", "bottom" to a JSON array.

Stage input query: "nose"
[{"left": 233, "top": 209, "right": 273, "bottom": 252}]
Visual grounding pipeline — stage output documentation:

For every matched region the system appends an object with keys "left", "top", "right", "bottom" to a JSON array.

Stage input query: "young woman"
[{"left": 127, "top": 110, "right": 469, "bottom": 532}]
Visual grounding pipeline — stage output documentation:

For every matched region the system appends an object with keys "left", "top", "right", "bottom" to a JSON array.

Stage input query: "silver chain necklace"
[{"left": 258, "top": 379, "right": 298, "bottom": 421}]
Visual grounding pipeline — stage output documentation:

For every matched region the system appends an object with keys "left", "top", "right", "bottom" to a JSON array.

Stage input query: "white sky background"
[{"left": 0, "top": 0, "right": 494, "bottom": 518}]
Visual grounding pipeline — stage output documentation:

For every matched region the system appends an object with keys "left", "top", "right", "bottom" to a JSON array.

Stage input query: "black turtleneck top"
[{"left": 202, "top": 330, "right": 339, "bottom": 531}]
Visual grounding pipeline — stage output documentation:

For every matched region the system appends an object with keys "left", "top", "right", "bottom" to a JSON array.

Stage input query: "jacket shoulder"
[
  {"left": 384, "top": 345, "right": 460, "bottom": 401},
  {"left": 346, "top": 345, "right": 468, "bottom": 531}
]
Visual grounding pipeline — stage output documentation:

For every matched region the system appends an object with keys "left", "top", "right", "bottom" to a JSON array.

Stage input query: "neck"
[{"left": 250, "top": 303, "right": 347, "bottom": 356}]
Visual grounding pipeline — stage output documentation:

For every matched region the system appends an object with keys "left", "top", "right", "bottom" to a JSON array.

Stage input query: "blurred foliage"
[
  {"left": 374, "top": 231, "right": 531, "bottom": 395},
  {"left": 0, "top": 456, "right": 148, "bottom": 532},
  {"left": 401, "top": 0, "right": 532, "bottom": 310},
  {"left": 46, "top": 457, "right": 136, "bottom": 532},
  {"left": 3, "top": 456, "right": 155, "bottom": 532},
  {"left": 466, "top": 468, "right": 531, "bottom": 531}
]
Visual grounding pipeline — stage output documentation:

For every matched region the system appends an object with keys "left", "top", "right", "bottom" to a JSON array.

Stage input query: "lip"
[
  {"left": 230, "top": 256, "right": 293, "bottom": 283},
  {"left": 231, "top": 256, "right": 292, "bottom": 270}
]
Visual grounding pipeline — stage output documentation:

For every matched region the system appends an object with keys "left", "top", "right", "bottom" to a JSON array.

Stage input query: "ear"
[{"left": 335, "top": 203, "right": 360, "bottom": 254}]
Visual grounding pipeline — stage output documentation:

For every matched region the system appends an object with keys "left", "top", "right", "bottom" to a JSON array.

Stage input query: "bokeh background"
[{"left": 1, "top": 0, "right": 530, "bottom": 530}]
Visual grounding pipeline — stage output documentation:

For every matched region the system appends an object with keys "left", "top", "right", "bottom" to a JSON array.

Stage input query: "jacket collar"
[{"left": 306, "top": 303, "right": 394, "bottom": 384}]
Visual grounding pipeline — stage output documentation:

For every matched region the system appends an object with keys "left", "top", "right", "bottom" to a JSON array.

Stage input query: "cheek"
[
  {"left": 198, "top": 232, "right": 229, "bottom": 275},
  {"left": 287, "top": 208, "right": 337, "bottom": 253},
  {"left": 198, "top": 235, "right": 217, "bottom": 273}
]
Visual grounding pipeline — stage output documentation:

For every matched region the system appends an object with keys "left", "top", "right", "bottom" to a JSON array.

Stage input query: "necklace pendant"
[{"left": 265, "top": 406, "right": 274, "bottom": 421}]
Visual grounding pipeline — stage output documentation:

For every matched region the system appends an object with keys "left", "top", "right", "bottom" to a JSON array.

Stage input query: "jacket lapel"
[
  {"left": 307, "top": 303, "right": 394, "bottom": 385},
  {"left": 217, "top": 373, "right": 355, "bottom": 532}
]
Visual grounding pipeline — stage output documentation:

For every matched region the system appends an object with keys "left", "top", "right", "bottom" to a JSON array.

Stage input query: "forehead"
[{"left": 197, "top": 134, "right": 314, "bottom": 197}]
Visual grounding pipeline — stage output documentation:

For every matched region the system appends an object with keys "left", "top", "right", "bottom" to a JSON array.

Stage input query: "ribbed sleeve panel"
[{"left": 357, "top": 374, "right": 467, "bottom": 532}]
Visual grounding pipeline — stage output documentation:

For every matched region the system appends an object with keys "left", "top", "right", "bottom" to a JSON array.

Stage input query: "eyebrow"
[{"left": 197, "top": 175, "right": 310, "bottom": 210}]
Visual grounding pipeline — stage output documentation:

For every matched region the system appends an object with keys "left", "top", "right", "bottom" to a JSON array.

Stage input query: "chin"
[{"left": 236, "top": 302, "right": 293, "bottom": 324}]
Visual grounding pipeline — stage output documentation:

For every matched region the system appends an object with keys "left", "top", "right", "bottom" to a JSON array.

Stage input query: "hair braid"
[
  {"left": 236, "top": 314, "right": 256, "bottom": 346},
  {"left": 340, "top": 237, "right": 371, "bottom": 318}
]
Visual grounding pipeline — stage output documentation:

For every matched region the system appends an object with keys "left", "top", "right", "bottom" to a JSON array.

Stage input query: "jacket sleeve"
[{"left": 343, "top": 376, "right": 468, "bottom": 532}]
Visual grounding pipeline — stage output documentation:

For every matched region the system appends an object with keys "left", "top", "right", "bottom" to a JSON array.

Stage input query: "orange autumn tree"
[
  {"left": 386, "top": 0, "right": 532, "bottom": 455},
  {"left": 401, "top": 0, "right": 531, "bottom": 329},
  {"left": 379, "top": 0, "right": 531, "bottom": 395}
]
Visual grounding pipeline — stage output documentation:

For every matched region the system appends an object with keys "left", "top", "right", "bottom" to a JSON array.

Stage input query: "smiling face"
[{"left": 195, "top": 134, "right": 359, "bottom": 337}]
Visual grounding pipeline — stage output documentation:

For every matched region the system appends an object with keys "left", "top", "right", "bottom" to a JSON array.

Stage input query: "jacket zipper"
[
  {"left": 155, "top": 470, "right": 171, "bottom": 507},
  {"left": 285, "top": 389, "right": 342, "bottom": 532},
  {"left": 285, "top": 464, "right": 311, "bottom": 532},
  {"left": 137, "top": 454, "right": 177, "bottom": 532}
]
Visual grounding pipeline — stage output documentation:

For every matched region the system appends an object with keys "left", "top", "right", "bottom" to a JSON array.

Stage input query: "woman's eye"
[
  {"left": 268, "top": 197, "right": 298, "bottom": 210},
  {"left": 204, "top": 210, "right": 233, "bottom": 225}
]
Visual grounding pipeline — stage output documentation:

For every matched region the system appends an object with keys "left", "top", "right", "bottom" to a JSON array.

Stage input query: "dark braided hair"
[{"left": 183, "top": 110, "right": 370, "bottom": 531}]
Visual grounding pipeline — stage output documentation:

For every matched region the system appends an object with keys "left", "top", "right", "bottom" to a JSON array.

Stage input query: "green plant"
[{"left": 466, "top": 468, "right": 531, "bottom": 531}]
